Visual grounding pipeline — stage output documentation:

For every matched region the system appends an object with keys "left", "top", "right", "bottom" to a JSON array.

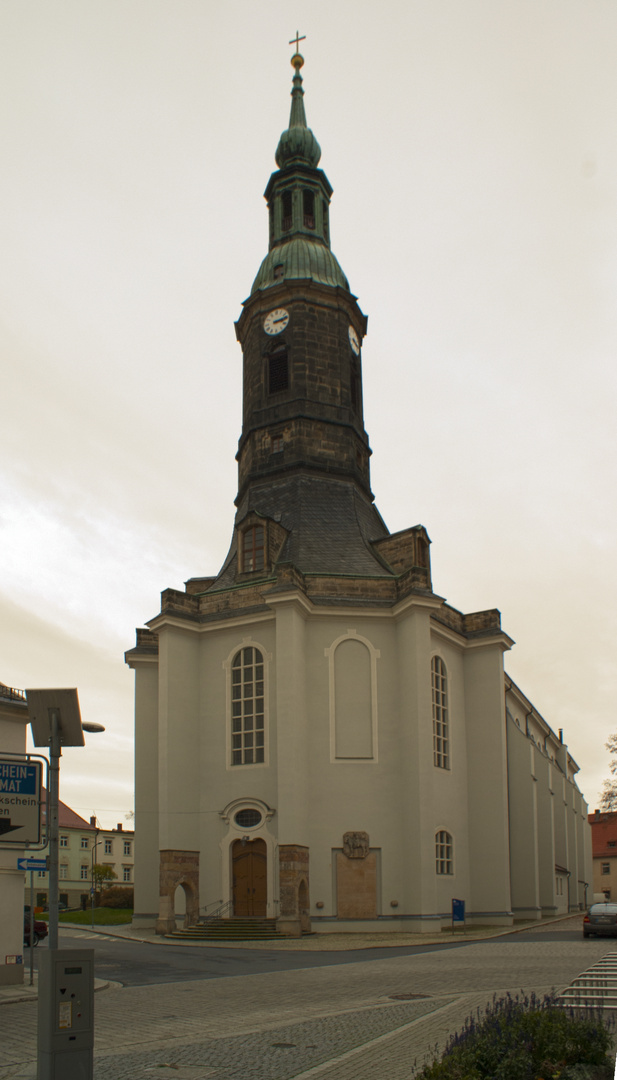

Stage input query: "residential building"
[
  {"left": 589, "top": 811, "right": 617, "bottom": 901},
  {"left": 34, "top": 795, "right": 134, "bottom": 909}
]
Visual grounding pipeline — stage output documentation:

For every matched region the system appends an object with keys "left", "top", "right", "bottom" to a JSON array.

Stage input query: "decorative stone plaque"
[{"left": 342, "top": 831, "right": 370, "bottom": 859}]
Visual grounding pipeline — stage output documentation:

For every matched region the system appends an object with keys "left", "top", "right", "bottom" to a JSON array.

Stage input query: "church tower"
[
  {"left": 127, "top": 47, "right": 591, "bottom": 936},
  {"left": 212, "top": 47, "right": 426, "bottom": 597}
]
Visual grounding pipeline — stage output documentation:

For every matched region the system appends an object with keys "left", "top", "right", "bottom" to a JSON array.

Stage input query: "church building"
[{"left": 126, "top": 50, "right": 592, "bottom": 935}]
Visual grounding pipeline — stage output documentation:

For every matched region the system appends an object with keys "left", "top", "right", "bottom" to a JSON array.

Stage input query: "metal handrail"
[{"left": 198, "top": 899, "right": 232, "bottom": 924}]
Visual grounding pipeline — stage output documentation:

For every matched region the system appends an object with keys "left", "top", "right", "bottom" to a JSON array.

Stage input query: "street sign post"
[
  {"left": 18, "top": 857, "right": 48, "bottom": 871},
  {"left": 452, "top": 898, "right": 466, "bottom": 933},
  {"left": 0, "top": 759, "right": 42, "bottom": 845}
]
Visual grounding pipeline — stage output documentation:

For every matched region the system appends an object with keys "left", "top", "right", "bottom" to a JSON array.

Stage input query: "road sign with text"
[{"left": 0, "top": 759, "right": 42, "bottom": 845}]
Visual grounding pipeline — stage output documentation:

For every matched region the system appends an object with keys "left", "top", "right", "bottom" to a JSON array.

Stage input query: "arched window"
[
  {"left": 303, "top": 189, "right": 315, "bottom": 228},
  {"left": 268, "top": 346, "right": 289, "bottom": 394},
  {"left": 231, "top": 647, "right": 265, "bottom": 766},
  {"left": 435, "top": 830, "right": 453, "bottom": 875},
  {"left": 241, "top": 525, "right": 264, "bottom": 573},
  {"left": 432, "top": 656, "right": 449, "bottom": 769},
  {"left": 281, "top": 190, "right": 293, "bottom": 231}
]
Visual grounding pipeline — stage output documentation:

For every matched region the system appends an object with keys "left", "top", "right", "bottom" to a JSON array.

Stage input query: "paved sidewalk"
[{"left": 1, "top": 915, "right": 613, "bottom": 1080}]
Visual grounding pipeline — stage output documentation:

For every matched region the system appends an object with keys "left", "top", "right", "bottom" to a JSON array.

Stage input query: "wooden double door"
[{"left": 232, "top": 838, "right": 267, "bottom": 916}]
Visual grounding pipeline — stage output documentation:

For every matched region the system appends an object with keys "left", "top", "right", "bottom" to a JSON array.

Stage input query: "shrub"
[
  {"left": 99, "top": 886, "right": 134, "bottom": 909},
  {"left": 416, "top": 992, "right": 615, "bottom": 1080}
]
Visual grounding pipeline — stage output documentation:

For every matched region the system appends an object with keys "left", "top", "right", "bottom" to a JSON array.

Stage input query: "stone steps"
[{"left": 167, "top": 917, "right": 283, "bottom": 941}]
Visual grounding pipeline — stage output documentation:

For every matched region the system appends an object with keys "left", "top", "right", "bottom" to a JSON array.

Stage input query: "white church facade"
[{"left": 126, "top": 51, "right": 591, "bottom": 935}]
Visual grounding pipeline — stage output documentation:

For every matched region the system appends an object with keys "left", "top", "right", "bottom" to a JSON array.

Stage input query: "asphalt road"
[{"left": 26, "top": 923, "right": 589, "bottom": 987}]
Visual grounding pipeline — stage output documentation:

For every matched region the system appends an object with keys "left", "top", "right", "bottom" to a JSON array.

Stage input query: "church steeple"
[
  {"left": 209, "top": 44, "right": 414, "bottom": 588},
  {"left": 252, "top": 49, "right": 348, "bottom": 293},
  {"left": 274, "top": 50, "right": 321, "bottom": 171}
]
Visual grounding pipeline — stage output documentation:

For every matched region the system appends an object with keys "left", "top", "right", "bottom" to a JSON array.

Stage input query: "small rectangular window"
[
  {"left": 123, "top": 867, "right": 132, "bottom": 883},
  {"left": 59, "top": 866, "right": 68, "bottom": 880},
  {"left": 60, "top": 836, "right": 69, "bottom": 848},
  {"left": 81, "top": 837, "right": 89, "bottom": 849},
  {"left": 104, "top": 839, "right": 112, "bottom": 854},
  {"left": 242, "top": 526, "right": 265, "bottom": 573},
  {"left": 123, "top": 840, "right": 132, "bottom": 856},
  {"left": 271, "top": 433, "right": 284, "bottom": 453},
  {"left": 602, "top": 862, "right": 611, "bottom": 875},
  {"left": 80, "top": 865, "right": 89, "bottom": 880}
]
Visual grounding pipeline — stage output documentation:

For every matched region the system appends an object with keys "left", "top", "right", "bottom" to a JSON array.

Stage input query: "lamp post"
[
  {"left": 25, "top": 689, "right": 104, "bottom": 1080},
  {"left": 26, "top": 689, "right": 104, "bottom": 948},
  {"left": 90, "top": 828, "right": 100, "bottom": 930}
]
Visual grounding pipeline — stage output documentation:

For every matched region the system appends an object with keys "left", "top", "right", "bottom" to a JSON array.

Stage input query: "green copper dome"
[
  {"left": 275, "top": 61, "right": 321, "bottom": 169},
  {"left": 251, "top": 237, "right": 349, "bottom": 294}
]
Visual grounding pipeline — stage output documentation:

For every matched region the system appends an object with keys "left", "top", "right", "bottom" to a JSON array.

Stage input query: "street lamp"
[
  {"left": 26, "top": 689, "right": 104, "bottom": 949},
  {"left": 90, "top": 827, "right": 100, "bottom": 930},
  {"left": 26, "top": 689, "right": 104, "bottom": 1080}
]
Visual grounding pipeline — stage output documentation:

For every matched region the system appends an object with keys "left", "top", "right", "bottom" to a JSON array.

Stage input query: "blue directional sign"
[
  {"left": 17, "top": 857, "right": 47, "bottom": 871},
  {"left": 0, "top": 759, "right": 42, "bottom": 844}
]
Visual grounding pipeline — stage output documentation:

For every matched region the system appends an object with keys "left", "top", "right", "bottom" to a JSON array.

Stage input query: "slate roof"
[{"left": 211, "top": 473, "right": 392, "bottom": 590}]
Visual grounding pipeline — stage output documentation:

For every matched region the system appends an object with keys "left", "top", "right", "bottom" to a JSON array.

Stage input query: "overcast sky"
[{"left": 1, "top": 0, "right": 616, "bottom": 828}]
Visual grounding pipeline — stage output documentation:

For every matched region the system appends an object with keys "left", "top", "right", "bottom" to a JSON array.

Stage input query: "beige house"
[
  {"left": 127, "top": 54, "right": 592, "bottom": 936},
  {"left": 589, "top": 811, "right": 617, "bottom": 901},
  {"left": 33, "top": 798, "right": 135, "bottom": 909}
]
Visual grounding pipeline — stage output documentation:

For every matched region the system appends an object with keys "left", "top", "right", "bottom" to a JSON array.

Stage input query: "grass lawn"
[{"left": 39, "top": 909, "right": 133, "bottom": 925}]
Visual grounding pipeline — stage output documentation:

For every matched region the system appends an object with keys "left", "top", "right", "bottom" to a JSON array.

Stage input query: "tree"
[
  {"left": 91, "top": 863, "right": 117, "bottom": 897},
  {"left": 599, "top": 734, "right": 617, "bottom": 811}
]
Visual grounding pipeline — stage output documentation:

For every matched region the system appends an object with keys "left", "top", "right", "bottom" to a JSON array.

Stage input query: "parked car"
[
  {"left": 583, "top": 902, "right": 617, "bottom": 937},
  {"left": 23, "top": 917, "right": 48, "bottom": 946}
]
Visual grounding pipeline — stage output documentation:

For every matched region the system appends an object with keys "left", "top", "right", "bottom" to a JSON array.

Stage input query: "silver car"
[{"left": 583, "top": 902, "right": 617, "bottom": 937}]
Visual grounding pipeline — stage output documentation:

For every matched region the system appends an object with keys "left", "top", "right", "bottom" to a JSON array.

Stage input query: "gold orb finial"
[{"left": 289, "top": 31, "right": 306, "bottom": 70}]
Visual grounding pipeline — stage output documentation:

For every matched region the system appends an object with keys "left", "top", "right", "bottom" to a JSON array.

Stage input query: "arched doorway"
[{"left": 232, "top": 838, "right": 267, "bottom": 916}]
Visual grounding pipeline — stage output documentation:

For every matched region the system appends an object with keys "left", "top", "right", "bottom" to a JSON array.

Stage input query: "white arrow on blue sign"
[{"left": 17, "top": 857, "right": 47, "bottom": 871}]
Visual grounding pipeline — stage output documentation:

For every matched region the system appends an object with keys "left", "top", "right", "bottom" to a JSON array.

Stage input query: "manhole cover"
[{"left": 388, "top": 992, "right": 430, "bottom": 1000}]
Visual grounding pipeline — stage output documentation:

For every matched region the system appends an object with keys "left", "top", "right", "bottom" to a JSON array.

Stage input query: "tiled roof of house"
[
  {"left": 589, "top": 811, "right": 617, "bottom": 857},
  {"left": 41, "top": 790, "right": 95, "bottom": 831}
]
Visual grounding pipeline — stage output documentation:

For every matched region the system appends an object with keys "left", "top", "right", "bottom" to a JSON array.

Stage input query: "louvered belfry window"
[
  {"left": 268, "top": 347, "right": 289, "bottom": 394},
  {"left": 231, "top": 647, "right": 265, "bottom": 766}
]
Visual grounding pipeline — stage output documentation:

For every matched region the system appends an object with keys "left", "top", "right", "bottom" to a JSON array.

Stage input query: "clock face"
[
  {"left": 263, "top": 308, "right": 289, "bottom": 335},
  {"left": 348, "top": 324, "right": 360, "bottom": 355}
]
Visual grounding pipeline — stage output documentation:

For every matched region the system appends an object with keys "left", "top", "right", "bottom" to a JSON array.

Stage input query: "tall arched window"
[
  {"left": 432, "top": 656, "right": 449, "bottom": 769},
  {"left": 435, "top": 830, "right": 453, "bottom": 874},
  {"left": 231, "top": 647, "right": 265, "bottom": 765}
]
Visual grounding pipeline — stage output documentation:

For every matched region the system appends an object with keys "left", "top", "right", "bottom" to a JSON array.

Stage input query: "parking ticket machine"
[{"left": 37, "top": 948, "right": 94, "bottom": 1080}]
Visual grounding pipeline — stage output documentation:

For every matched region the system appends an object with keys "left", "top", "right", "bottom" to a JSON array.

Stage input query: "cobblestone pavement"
[{"left": 1, "top": 917, "right": 614, "bottom": 1080}]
